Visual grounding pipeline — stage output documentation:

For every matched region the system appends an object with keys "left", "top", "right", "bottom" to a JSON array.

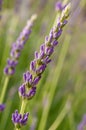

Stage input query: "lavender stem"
[
  {"left": 0, "top": 76, "right": 9, "bottom": 103},
  {"left": 20, "top": 100, "right": 27, "bottom": 114}
]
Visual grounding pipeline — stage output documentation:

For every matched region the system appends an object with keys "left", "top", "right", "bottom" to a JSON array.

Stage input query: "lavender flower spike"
[
  {"left": 0, "top": 104, "right": 5, "bottom": 112},
  {"left": 4, "top": 14, "right": 37, "bottom": 75},
  {"left": 77, "top": 114, "right": 86, "bottom": 130},
  {"left": 12, "top": 4, "right": 70, "bottom": 129},
  {"left": 18, "top": 4, "right": 70, "bottom": 100},
  {"left": 12, "top": 110, "right": 29, "bottom": 128}
]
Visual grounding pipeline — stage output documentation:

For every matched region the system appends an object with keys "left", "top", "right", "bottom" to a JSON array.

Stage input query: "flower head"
[
  {"left": 4, "top": 14, "right": 37, "bottom": 75},
  {"left": 12, "top": 110, "right": 29, "bottom": 127}
]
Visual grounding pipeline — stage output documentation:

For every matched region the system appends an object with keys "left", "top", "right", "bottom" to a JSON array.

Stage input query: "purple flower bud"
[
  {"left": 19, "top": 84, "right": 26, "bottom": 98},
  {"left": 51, "top": 40, "right": 58, "bottom": 46},
  {"left": 26, "top": 87, "right": 36, "bottom": 99},
  {"left": 23, "top": 71, "right": 33, "bottom": 85},
  {"left": 42, "top": 56, "right": 51, "bottom": 64},
  {"left": 35, "top": 51, "right": 39, "bottom": 59},
  {"left": 45, "top": 36, "right": 48, "bottom": 43},
  {"left": 30, "top": 60, "right": 36, "bottom": 72},
  {"left": 45, "top": 46, "right": 54, "bottom": 56},
  {"left": 62, "top": 20, "right": 68, "bottom": 27},
  {"left": 0, "top": 104, "right": 5, "bottom": 112},
  {"left": 48, "top": 34, "right": 53, "bottom": 43},
  {"left": 40, "top": 44, "right": 45, "bottom": 52},
  {"left": 57, "top": 22, "right": 61, "bottom": 28},
  {"left": 12, "top": 110, "right": 29, "bottom": 127},
  {"left": 36, "top": 64, "right": 46, "bottom": 75},
  {"left": 39, "top": 51, "right": 45, "bottom": 59},
  {"left": 55, "top": 1, "right": 67, "bottom": 11},
  {"left": 33, "top": 76, "right": 41, "bottom": 85},
  {"left": 20, "top": 112, "right": 29, "bottom": 125},
  {"left": 4, "top": 66, "right": 15, "bottom": 75},
  {"left": 53, "top": 29, "right": 62, "bottom": 39},
  {"left": 45, "top": 30, "right": 53, "bottom": 44}
]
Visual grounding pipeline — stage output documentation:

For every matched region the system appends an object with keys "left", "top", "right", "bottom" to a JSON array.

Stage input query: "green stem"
[
  {"left": 20, "top": 99, "right": 27, "bottom": 114},
  {"left": 48, "top": 99, "right": 70, "bottom": 130},
  {"left": 68, "top": 106, "right": 76, "bottom": 130},
  {"left": 0, "top": 76, "right": 10, "bottom": 103},
  {"left": 15, "top": 128, "right": 20, "bottom": 130}
]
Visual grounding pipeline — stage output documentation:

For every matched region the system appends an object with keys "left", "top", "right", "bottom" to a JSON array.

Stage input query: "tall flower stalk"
[
  {"left": 12, "top": 3, "right": 70, "bottom": 130},
  {"left": 0, "top": 14, "right": 37, "bottom": 105}
]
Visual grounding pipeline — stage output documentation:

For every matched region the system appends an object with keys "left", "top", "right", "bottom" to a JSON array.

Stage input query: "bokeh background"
[{"left": 0, "top": 0, "right": 86, "bottom": 130}]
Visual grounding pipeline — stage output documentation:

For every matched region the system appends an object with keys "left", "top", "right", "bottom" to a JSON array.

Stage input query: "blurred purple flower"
[
  {"left": 4, "top": 14, "right": 37, "bottom": 75},
  {"left": 55, "top": 1, "right": 67, "bottom": 11},
  {"left": 0, "top": 104, "right": 5, "bottom": 112},
  {"left": 77, "top": 114, "right": 86, "bottom": 130}
]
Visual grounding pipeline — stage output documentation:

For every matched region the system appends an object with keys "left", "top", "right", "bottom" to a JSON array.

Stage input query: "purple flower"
[
  {"left": 12, "top": 110, "right": 29, "bottom": 127},
  {"left": 55, "top": 1, "right": 67, "bottom": 11},
  {"left": 19, "top": 85, "right": 36, "bottom": 100},
  {"left": 0, "top": 104, "right": 5, "bottom": 112},
  {"left": 18, "top": 84, "right": 26, "bottom": 98},
  {"left": 4, "top": 14, "right": 37, "bottom": 75},
  {"left": 77, "top": 114, "right": 86, "bottom": 130},
  {"left": 26, "top": 87, "right": 36, "bottom": 99}
]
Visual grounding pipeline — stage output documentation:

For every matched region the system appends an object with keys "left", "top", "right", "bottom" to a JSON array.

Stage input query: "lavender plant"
[
  {"left": 0, "top": 14, "right": 37, "bottom": 106},
  {"left": 12, "top": 3, "right": 70, "bottom": 130}
]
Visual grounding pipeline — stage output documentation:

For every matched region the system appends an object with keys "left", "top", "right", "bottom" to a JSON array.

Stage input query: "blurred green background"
[{"left": 0, "top": 0, "right": 86, "bottom": 130}]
